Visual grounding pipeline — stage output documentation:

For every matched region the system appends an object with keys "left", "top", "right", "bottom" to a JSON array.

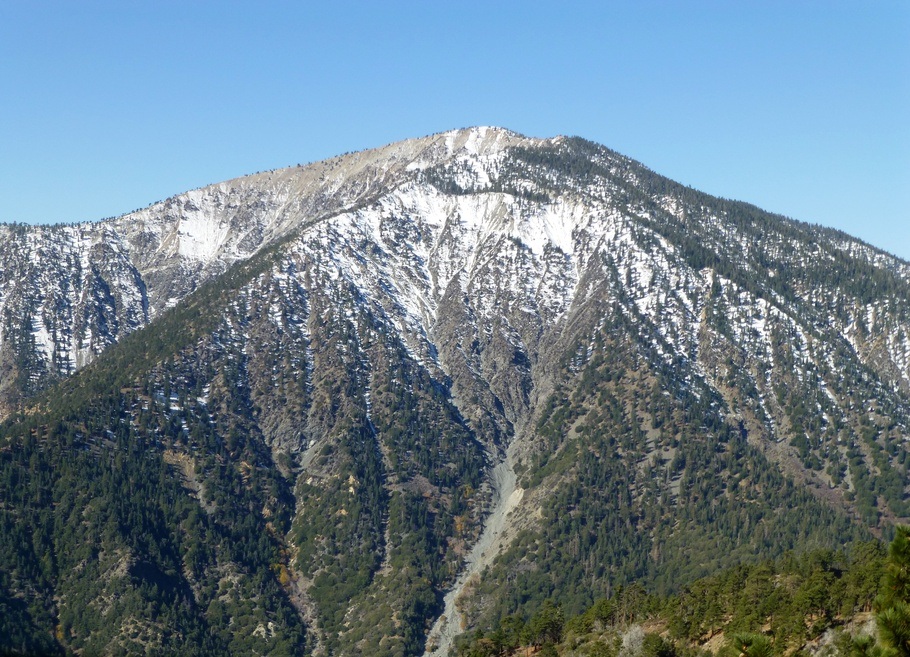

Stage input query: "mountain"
[{"left": 1, "top": 127, "right": 908, "bottom": 656}]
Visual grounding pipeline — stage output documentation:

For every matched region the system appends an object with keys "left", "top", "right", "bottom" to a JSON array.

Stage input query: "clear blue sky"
[{"left": 1, "top": 1, "right": 908, "bottom": 259}]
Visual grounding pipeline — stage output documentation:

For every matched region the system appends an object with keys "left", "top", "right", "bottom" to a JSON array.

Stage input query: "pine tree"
[
  {"left": 726, "top": 632, "right": 773, "bottom": 657},
  {"left": 877, "top": 526, "right": 910, "bottom": 657}
]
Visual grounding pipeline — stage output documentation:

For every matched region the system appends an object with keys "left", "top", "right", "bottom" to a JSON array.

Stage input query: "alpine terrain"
[{"left": 1, "top": 127, "right": 909, "bottom": 656}]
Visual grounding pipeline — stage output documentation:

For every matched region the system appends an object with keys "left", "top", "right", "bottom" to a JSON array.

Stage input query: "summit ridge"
[{"left": 1, "top": 128, "right": 908, "bottom": 656}]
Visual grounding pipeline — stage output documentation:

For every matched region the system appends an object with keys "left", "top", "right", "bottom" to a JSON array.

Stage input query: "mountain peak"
[{"left": 1, "top": 128, "right": 910, "bottom": 657}]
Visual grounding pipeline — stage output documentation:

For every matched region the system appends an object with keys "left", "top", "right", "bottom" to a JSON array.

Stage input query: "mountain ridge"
[{"left": 1, "top": 127, "right": 909, "bottom": 656}]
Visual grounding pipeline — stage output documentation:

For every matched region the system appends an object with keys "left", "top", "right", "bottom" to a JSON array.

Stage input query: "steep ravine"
[{"left": 423, "top": 444, "right": 524, "bottom": 657}]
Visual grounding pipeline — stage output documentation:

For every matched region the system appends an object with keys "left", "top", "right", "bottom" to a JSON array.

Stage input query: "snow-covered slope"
[
  {"left": 4, "top": 127, "right": 907, "bottom": 402},
  {"left": 2, "top": 127, "right": 910, "bottom": 656},
  {"left": 0, "top": 128, "right": 535, "bottom": 402}
]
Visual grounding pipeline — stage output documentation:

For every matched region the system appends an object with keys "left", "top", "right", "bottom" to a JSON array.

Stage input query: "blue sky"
[{"left": 1, "top": 1, "right": 908, "bottom": 259}]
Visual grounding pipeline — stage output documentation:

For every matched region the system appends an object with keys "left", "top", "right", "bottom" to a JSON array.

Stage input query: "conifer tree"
[
  {"left": 877, "top": 526, "right": 910, "bottom": 657},
  {"left": 726, "top": 632, "right": 773, "bottom": 657}
]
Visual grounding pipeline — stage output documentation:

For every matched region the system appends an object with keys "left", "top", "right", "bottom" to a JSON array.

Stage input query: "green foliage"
[
  {"left": 460, "top": 544, "right": 886, "bottom": 657},
  {"left": 723, "top": 633, "right": 773, "bottom": 657},
  {"left": 850, "top": 635, "right": 891, "bottom": 657},
  {"left": 643, "top": 632, "right": 680, "bottom": 657},
  {"left": 0, "top": 307, "right": 310, "bottom": 654},
  {"left": 0, "top": 223, "right": 492, "bottom": 655},
  {"left": 528, "top": 600, "right": 565, "bottom": 647},
  {"left": 876, "top": 526, "right": 910, "bottom": 657},
  {"left": 462, "top": 308, "right": 869, "bottom": 633}
]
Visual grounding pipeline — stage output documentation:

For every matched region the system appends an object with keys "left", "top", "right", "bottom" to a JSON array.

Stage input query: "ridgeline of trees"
[{"left": 458, "top": 528, "right": 910, "bottom": 657}]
